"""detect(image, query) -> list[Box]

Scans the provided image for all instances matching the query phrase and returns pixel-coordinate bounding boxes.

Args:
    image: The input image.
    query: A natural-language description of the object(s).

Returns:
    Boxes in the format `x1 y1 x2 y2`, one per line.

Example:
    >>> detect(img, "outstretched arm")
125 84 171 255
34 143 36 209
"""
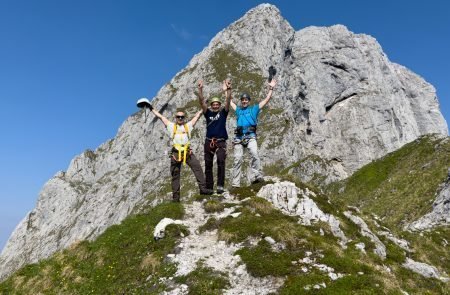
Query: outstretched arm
197 80 208 113
223 79 232 112
230 99 237 111
259 79 277 109
151 108 170 127
226 79 237 111
190 110 203 127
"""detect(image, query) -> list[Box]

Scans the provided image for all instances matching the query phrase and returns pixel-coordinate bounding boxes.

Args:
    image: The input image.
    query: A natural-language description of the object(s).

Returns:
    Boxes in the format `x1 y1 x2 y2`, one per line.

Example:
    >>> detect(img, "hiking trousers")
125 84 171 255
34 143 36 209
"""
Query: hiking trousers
170 151 206 201
232 138 262 187
204 139 227 190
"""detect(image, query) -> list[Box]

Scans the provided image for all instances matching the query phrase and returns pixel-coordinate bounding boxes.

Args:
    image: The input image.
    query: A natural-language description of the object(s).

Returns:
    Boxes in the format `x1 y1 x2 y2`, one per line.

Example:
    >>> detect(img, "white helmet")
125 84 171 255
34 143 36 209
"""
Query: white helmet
136 98 151 108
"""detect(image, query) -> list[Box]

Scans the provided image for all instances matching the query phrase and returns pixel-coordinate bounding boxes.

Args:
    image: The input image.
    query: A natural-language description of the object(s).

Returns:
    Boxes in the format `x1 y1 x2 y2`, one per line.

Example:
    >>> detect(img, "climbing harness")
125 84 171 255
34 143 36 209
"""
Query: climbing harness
172 144 191 165
209 137 219 150
206 137 226 153
233 136 252 147
172 124 191 165
234 125 257 137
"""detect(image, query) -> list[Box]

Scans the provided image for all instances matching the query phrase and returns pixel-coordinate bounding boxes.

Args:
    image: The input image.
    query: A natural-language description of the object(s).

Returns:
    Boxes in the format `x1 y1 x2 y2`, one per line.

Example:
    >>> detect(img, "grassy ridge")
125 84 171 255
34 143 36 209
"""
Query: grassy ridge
1 136 449 294
210 184 448 294
328 135 450 229
0 202 185 294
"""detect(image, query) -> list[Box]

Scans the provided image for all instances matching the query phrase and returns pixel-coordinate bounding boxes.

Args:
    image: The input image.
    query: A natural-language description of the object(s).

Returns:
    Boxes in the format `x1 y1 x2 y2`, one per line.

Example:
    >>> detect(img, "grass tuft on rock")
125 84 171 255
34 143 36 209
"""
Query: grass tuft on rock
175 262 230 295
236 240 298 277
207 46 264 97
199 217 222 233
203 200 225 213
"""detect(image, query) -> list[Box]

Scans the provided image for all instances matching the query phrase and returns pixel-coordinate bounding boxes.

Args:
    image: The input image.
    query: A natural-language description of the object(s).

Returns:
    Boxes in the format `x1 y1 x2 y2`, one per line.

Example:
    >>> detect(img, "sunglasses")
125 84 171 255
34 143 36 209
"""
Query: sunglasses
176 116 185 119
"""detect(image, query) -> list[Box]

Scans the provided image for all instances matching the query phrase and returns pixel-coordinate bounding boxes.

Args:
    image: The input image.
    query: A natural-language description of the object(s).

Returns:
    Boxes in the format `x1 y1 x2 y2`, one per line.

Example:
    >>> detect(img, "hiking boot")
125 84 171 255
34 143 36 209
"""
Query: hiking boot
200 189 214 195
216 186 225 194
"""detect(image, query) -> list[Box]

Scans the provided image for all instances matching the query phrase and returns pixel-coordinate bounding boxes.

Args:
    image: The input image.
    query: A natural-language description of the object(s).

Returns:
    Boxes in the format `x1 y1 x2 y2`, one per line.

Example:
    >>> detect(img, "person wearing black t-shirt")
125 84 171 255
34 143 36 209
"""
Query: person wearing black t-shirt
197 79 231 194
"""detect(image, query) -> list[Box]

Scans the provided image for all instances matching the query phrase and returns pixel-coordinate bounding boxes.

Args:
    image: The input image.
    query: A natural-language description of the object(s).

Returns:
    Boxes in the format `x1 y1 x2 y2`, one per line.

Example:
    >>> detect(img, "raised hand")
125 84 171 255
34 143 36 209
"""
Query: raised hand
222 80 227 91
224 79 233 111
225 78 232 90
197 80 207 113
268 79 277 89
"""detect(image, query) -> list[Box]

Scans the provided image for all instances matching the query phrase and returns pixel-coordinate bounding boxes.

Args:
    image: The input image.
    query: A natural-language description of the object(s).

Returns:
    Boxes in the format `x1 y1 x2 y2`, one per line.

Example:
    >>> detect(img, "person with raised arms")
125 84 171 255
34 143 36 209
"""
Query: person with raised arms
197 79 231 194
145 102 213 201
229 78 277 187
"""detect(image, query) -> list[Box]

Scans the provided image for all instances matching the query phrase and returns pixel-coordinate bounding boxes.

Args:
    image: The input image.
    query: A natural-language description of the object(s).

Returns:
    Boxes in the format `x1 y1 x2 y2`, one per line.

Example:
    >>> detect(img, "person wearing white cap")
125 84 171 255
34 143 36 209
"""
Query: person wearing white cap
137 98 212 201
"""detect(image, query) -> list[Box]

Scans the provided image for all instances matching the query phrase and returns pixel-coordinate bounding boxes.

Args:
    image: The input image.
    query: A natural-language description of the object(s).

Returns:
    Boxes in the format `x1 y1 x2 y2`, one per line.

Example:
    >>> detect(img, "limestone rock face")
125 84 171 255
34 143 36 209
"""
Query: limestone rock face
1 4 448 281
257 181 348 246
402 258 449 282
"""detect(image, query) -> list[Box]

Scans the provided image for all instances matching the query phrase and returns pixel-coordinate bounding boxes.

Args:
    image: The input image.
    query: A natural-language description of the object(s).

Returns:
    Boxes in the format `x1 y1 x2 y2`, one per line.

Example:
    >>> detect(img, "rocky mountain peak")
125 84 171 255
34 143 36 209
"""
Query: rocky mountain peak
237 3 282 21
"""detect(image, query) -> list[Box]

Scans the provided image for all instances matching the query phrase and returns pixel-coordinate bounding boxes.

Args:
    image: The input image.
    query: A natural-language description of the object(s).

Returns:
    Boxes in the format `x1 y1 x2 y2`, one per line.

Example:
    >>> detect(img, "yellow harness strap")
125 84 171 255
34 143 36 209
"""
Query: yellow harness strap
172 124 190 140
172 124 191 165
173 144 190 165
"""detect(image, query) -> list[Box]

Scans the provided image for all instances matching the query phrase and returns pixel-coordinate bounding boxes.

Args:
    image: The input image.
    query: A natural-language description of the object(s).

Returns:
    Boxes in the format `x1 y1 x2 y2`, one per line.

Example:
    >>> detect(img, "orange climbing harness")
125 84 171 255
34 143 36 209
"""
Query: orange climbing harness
206 137 226 154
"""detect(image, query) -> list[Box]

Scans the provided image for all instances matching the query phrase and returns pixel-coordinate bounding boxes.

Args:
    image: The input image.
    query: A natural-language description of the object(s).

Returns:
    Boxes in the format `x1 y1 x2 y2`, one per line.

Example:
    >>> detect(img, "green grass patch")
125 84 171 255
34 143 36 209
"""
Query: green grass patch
328 135 450 229
0 202 185 294
403 227 450 274
319 248 374 275
395 266 448 294
203 200 225 213
384 240 407 265
236 240 298 277
323 275 385 295
207 46 264 97
218 205 301 244
280 273 387 295
229 181 272 200
175 262 230 295
199 217 223 233
279 273 329 295
325 135 450 284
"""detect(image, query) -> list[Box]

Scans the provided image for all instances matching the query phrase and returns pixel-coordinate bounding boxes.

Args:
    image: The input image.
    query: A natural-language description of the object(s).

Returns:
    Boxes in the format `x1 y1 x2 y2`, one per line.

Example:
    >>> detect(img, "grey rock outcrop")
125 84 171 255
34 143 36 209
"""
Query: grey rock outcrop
257 181 348 246
343 211 386 259
407 167 450 230
1 4 448 281
402 258 449 282
286 155 348 187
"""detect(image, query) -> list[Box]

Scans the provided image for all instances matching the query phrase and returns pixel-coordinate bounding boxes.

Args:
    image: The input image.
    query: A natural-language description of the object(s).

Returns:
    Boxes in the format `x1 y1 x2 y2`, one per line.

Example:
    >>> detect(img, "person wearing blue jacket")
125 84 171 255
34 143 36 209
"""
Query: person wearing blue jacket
229 79 277 187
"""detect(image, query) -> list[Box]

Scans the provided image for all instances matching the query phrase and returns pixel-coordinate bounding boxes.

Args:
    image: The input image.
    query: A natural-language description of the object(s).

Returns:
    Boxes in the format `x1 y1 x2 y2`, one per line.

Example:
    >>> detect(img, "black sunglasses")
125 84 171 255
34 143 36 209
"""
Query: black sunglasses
176 116 185 119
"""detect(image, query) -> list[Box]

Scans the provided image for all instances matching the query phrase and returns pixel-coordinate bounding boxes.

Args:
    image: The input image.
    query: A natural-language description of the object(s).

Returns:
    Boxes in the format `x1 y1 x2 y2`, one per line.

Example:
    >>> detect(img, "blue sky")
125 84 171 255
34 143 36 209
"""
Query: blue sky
0 0 449 251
